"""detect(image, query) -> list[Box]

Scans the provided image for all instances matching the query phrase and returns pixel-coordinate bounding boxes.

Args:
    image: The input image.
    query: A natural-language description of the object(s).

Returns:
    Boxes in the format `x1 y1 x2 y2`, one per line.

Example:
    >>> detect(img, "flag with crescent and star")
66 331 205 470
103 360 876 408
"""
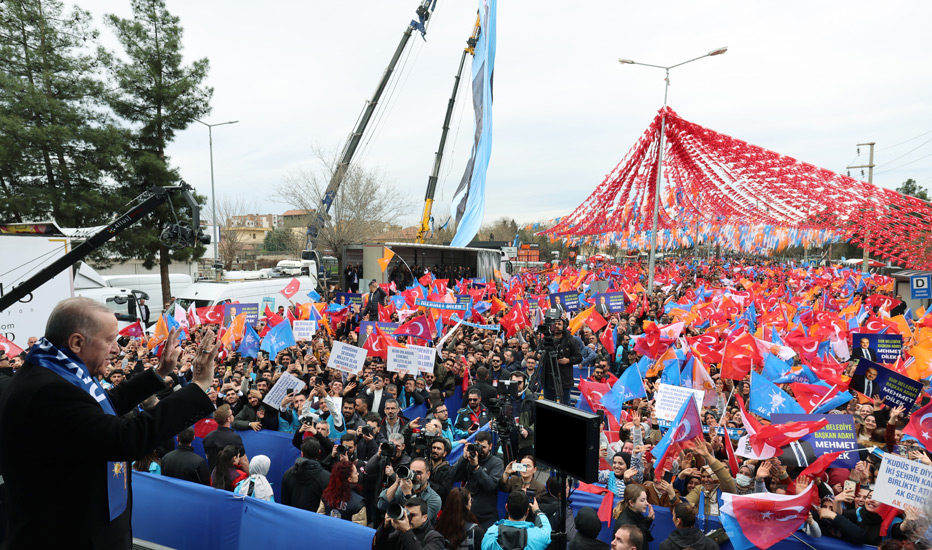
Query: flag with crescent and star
720 482 816 550
903 401 932 450
652 395 702 479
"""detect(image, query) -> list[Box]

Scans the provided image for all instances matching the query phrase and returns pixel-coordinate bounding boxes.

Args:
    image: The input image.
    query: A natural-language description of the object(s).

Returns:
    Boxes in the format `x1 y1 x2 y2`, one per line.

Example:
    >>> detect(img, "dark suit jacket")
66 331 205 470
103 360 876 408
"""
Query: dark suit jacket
0 364 214 550
138 304 150 325
850 346 876 362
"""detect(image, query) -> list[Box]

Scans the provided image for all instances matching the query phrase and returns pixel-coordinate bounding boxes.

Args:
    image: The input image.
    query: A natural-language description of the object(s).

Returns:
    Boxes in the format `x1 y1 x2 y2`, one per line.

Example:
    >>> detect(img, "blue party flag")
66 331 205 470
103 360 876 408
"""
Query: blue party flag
749 371 805 420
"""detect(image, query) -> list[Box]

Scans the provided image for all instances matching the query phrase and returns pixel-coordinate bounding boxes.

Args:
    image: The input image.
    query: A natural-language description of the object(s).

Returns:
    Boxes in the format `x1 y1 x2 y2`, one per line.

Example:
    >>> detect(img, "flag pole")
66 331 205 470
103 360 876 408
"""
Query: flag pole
791 534 818 550
719 385 736 424
810 384 837 412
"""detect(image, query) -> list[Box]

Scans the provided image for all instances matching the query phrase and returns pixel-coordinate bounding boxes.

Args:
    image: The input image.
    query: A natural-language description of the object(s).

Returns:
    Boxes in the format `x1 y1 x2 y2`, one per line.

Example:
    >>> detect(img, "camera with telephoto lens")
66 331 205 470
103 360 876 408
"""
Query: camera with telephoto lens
465 443 478 457
360 425 374 437
379 442 396 458
411 433 430 458
395 465 414 481
336 444 347 455
387 502 407 521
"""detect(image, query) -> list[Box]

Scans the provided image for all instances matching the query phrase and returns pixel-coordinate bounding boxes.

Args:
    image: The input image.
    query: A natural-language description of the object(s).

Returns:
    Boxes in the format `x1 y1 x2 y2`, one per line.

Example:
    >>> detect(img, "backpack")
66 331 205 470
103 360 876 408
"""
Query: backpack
496 524 528 550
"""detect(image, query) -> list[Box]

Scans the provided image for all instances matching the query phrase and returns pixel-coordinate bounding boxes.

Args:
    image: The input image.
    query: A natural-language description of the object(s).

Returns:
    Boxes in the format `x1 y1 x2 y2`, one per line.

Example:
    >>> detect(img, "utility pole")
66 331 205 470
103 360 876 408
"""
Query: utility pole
847 142 875 273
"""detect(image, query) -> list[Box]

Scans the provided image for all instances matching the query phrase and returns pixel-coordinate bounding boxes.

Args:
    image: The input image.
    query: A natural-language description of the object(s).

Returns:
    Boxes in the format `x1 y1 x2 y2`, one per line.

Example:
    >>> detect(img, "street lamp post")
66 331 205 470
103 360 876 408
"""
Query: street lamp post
618 47 727 291
194 119 239 279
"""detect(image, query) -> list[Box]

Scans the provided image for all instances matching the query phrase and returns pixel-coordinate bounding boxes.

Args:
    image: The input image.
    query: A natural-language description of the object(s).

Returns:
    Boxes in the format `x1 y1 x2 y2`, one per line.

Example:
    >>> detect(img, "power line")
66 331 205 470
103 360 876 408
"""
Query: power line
878 129 932 152
876 150 932 175
876 136 932 168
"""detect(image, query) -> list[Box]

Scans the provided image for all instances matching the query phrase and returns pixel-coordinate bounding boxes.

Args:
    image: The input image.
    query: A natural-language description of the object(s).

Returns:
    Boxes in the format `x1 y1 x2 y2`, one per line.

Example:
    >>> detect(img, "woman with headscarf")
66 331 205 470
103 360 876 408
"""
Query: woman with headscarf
234 454 275 502
318 460 367 526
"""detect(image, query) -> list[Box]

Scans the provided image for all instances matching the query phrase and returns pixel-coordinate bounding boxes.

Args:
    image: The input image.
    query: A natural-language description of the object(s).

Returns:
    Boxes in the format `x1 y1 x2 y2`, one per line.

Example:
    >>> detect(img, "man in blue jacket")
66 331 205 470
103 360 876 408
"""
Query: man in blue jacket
482 491 552 550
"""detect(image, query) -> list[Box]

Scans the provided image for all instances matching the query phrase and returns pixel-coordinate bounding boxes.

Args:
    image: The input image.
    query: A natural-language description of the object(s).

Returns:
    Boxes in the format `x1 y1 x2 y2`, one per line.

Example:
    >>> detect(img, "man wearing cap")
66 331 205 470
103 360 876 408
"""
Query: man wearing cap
363 279 387 320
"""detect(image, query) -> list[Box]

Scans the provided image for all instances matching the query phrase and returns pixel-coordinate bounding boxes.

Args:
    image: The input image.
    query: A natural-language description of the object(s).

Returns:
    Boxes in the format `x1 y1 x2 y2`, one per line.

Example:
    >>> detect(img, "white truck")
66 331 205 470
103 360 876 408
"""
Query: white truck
0 234 141 350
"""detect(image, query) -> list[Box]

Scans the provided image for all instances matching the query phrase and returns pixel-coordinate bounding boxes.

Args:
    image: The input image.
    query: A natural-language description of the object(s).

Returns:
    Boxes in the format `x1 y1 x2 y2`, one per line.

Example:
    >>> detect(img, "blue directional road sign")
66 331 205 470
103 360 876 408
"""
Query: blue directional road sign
910 274 932 300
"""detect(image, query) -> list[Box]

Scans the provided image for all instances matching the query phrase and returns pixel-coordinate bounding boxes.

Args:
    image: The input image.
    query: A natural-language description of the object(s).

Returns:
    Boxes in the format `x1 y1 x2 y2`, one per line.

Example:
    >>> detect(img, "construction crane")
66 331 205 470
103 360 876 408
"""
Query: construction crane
415 16 481 244
302 0 437 275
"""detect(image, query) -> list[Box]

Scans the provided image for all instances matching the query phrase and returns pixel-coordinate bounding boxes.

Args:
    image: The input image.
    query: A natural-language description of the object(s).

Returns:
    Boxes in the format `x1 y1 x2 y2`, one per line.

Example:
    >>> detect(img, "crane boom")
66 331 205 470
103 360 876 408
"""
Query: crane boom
415 16 481 244
304 0 436 255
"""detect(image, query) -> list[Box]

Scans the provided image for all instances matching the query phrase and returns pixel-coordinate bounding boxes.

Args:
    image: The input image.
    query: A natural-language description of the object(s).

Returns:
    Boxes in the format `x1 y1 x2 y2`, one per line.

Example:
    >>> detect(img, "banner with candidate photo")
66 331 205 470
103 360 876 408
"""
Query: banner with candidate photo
359 321 400 345
549 291 580 312
772 413 859 468
852 359 923 409
592 292 627 313
333 292 362 307
223 303 259 326
454 294 473 310
849 332 903 364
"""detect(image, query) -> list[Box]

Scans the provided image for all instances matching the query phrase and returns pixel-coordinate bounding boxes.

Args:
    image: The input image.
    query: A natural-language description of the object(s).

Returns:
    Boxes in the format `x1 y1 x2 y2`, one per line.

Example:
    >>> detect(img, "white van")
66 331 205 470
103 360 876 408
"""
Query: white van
175 277 318 310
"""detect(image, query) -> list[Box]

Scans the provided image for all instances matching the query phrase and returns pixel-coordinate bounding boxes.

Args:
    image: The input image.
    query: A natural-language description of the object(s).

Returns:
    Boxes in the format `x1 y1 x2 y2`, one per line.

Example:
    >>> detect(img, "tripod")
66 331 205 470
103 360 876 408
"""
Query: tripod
540 347 565 404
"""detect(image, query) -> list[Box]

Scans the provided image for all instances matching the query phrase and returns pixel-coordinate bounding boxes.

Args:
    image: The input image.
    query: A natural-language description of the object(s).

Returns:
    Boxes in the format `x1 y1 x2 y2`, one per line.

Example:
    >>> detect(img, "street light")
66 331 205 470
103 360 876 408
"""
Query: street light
194 118 239 279
618 47 727 291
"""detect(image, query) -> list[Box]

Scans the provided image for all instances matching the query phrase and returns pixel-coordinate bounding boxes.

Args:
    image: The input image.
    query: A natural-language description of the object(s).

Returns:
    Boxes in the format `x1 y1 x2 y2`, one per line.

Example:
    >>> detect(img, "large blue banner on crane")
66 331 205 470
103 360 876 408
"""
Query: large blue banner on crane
450 0 497 247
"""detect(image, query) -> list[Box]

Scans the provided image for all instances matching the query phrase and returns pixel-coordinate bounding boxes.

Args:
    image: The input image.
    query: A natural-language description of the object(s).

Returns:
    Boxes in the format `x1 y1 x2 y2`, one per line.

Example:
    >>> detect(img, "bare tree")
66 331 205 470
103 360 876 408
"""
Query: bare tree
204 195 251 270
275 146 414 270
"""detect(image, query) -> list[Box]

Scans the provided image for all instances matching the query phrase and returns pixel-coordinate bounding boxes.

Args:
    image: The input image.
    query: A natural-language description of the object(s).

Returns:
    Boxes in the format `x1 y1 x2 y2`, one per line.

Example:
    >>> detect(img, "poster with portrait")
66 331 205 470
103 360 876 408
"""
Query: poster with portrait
359 321 400 346
549 291 580 312
849 332 903 364
772 413 859 468
592 292 627 313
851 359 923 409
223 303 259 327
333 292 363 307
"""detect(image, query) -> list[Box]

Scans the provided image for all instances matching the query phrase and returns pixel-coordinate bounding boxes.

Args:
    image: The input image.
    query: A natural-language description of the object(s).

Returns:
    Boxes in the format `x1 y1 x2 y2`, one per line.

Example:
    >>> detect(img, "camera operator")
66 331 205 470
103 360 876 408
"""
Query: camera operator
378 457 442 521
539 317 581 405
427 437 453 503
502 372 536 457
373 496 445 550
452 431 505 528
481 491 552 550
453 389 490 440
356 414 384 463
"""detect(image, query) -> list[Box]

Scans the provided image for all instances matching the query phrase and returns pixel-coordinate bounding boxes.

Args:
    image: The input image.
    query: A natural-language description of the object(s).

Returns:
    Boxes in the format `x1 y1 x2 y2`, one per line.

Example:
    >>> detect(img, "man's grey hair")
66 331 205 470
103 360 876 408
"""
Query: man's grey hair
45 297 114 347
388 433 405 445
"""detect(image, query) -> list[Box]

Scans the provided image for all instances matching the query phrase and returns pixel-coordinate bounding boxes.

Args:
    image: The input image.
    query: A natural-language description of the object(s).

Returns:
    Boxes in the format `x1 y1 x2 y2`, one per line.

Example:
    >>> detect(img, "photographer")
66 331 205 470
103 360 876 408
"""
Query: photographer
322 433 358 472
357 414 384 463
452 431 505 528
364 433 411 523
539 317 581 405
373 496 445 550
481 491 552 550
427 437 454 503
502 372 536 457
378 457 442 521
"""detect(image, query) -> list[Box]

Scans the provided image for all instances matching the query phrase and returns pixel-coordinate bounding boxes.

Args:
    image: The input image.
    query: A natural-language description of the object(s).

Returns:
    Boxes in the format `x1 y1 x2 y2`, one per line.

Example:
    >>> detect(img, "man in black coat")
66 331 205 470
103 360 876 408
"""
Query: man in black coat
450 431 505 528
540 318 582 405
363 279 387 320
658 502 719 550
202 404 244 472
281 438 330 513
161 427 210 485
0 297 219 550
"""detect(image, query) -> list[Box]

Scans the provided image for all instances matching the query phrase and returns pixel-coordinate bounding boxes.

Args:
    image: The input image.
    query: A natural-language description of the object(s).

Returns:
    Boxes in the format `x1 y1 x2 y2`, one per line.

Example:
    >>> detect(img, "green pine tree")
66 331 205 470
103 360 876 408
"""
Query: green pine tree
0 0 124 227
102 0 212 306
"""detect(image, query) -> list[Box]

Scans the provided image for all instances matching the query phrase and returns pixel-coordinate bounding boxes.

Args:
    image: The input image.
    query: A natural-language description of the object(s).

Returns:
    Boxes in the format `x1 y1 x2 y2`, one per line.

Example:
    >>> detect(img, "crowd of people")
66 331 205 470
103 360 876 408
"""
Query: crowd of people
3 255 932 550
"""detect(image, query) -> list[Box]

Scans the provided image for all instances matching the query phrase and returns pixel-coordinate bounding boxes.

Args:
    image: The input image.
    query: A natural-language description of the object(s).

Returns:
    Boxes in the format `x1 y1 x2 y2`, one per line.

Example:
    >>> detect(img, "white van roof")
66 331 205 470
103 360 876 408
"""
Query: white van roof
178 277 317 306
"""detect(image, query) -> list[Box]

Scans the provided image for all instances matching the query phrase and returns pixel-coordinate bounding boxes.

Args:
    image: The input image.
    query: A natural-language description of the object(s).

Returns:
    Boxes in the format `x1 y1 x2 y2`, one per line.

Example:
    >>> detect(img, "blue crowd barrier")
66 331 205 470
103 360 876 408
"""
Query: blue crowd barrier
132 473 373 550
132 472 873 550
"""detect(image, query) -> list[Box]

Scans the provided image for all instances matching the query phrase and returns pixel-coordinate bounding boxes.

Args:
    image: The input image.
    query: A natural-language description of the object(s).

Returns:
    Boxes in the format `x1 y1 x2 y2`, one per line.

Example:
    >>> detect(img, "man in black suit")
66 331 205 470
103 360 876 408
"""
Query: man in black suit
0 296 219 550
363 279 386 320
203 404 244 471
851 366 881 398
850 337 877 363
138 298 151 326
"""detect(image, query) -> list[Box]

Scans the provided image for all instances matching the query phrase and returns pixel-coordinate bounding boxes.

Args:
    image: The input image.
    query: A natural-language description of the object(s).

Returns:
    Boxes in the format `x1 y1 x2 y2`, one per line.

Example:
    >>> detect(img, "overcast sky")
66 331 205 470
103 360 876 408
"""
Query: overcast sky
74 0 932 228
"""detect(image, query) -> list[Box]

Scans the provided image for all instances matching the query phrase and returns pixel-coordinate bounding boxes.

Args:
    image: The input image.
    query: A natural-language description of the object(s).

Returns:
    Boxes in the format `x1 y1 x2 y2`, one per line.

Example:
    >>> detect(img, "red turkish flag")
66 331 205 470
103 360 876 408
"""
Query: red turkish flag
395 315 433 341
721 332 755 380
196 305 224 325
280 277 301 299
725 483 816 549
584 310 607 333
263 305 284 327
118 322 144 339
0 335 24 358
790 382 838 413
799 451 846 478
599 326 615 356
749 419 829 455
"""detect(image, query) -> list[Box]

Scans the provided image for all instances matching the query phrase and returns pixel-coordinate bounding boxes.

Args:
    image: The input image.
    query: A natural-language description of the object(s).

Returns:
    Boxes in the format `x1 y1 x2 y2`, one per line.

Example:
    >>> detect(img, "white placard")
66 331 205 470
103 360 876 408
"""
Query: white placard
293 320 317 341
328 340 366 374
387 346 418 375
654 383 704 422
873 452 932 509
407 344 437 374
263 373 306 411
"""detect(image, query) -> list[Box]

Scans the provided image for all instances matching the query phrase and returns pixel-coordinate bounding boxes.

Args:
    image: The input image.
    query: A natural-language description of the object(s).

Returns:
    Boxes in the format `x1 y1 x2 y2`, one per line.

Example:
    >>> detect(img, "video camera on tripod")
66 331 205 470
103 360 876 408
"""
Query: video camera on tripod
536 308 566 404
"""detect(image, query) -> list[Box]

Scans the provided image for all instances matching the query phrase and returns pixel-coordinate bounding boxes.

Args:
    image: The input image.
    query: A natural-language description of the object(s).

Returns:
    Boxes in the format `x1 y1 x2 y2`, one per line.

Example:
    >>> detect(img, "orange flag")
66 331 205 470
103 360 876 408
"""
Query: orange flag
377 247 395 272
147 315 169 350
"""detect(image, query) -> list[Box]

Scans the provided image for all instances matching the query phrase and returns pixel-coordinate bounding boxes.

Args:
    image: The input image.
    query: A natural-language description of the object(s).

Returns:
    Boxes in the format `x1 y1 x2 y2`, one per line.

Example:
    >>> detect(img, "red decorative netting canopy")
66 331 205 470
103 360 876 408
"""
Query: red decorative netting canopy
542 108 932 268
